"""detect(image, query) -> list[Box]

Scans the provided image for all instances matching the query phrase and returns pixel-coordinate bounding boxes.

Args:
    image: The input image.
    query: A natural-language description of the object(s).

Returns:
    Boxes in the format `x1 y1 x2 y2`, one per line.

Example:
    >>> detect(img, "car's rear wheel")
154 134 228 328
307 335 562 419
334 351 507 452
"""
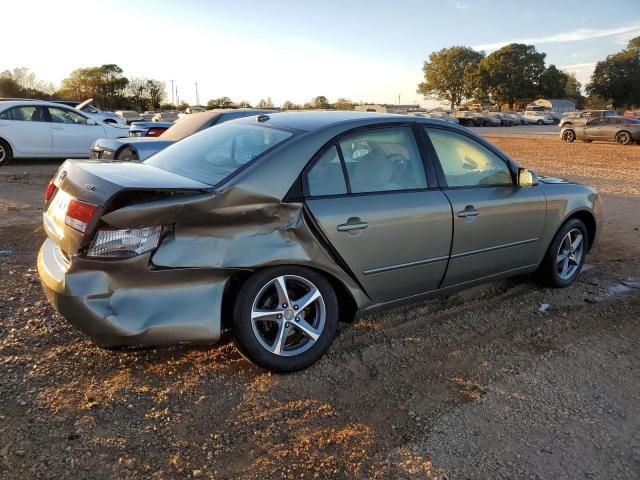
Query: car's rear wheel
537 119 544 125
615 131 632 145
233 266 338 372
537 218 588 288
562 130 576 143
0 139 12 166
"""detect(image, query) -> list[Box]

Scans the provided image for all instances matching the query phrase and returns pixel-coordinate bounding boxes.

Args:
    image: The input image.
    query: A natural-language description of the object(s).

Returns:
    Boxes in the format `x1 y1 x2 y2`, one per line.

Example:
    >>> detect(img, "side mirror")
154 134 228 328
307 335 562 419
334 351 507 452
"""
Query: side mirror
518 168 539 187
87 118 97 126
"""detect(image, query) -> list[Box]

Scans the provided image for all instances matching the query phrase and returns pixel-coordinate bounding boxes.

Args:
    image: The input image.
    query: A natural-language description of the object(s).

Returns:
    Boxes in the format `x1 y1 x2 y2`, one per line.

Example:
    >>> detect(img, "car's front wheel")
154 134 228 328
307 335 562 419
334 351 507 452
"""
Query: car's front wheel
0 139 12 166
615 131 632 145
537 218 588 288
233 266 338 372
562 129 576 142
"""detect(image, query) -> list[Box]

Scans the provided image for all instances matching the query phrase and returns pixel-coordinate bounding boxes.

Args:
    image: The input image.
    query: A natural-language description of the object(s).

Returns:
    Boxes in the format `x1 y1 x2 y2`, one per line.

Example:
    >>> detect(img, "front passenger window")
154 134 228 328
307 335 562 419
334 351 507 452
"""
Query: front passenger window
47 107 88 125
426 128 513 187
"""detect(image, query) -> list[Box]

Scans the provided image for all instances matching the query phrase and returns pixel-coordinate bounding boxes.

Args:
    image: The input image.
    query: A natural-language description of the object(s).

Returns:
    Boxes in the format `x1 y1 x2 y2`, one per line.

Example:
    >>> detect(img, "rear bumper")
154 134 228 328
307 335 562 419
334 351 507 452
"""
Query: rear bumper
37 238 231 347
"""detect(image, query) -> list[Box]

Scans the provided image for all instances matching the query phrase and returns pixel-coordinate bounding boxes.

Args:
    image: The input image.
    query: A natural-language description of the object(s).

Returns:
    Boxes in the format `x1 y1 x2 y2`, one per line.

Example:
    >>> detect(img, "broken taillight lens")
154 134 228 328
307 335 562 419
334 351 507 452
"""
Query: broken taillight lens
86 227 162 258
65 200 97 233
44 179 56 202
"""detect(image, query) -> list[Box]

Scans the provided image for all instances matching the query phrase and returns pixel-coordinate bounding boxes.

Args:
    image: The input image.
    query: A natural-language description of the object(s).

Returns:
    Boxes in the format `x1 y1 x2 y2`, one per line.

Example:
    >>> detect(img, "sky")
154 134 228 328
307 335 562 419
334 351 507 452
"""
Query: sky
2 0 640 107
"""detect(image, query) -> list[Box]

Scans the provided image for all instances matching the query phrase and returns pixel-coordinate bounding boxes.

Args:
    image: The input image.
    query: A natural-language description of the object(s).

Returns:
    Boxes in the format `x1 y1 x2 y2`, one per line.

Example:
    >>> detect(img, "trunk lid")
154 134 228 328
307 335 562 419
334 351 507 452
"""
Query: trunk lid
43 160 210 255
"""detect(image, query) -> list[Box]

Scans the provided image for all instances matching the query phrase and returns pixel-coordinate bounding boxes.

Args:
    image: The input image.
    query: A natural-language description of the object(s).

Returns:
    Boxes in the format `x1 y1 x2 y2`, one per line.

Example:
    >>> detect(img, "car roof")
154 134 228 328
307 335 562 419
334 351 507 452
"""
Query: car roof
0 100 79 110
238 111 410 131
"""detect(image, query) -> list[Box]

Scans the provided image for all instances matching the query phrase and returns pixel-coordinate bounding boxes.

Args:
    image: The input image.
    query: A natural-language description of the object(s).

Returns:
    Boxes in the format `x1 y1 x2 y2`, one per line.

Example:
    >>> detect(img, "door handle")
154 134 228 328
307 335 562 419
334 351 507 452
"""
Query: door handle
337 218 368 232
52 126 64 130
457 205 479 218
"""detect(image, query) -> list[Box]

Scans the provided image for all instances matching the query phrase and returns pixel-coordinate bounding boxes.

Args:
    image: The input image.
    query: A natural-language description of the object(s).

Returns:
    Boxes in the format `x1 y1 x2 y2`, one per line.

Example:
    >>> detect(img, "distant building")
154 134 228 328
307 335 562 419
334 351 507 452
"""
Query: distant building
527 99 576 113
354 104 420 114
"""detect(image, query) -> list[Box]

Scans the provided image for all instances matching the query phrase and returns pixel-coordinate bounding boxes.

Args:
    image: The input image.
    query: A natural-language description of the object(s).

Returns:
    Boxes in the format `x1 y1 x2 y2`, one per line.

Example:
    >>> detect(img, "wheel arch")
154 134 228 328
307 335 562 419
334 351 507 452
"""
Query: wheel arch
565 209 597 252
220 263 358 330
0 136 15 154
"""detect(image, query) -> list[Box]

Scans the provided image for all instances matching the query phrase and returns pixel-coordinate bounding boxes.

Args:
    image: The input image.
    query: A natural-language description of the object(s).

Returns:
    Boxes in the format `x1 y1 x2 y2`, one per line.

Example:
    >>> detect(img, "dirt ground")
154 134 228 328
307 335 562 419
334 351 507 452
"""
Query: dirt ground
1 136 639 479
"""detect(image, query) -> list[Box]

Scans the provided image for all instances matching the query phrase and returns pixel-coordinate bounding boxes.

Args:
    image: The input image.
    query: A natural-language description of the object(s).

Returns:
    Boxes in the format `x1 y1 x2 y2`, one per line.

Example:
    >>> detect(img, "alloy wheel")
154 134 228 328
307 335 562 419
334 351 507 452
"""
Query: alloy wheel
616 132 631 145
250 275 326 356
562 130 575 142
0 144 5 163
556 228 584 280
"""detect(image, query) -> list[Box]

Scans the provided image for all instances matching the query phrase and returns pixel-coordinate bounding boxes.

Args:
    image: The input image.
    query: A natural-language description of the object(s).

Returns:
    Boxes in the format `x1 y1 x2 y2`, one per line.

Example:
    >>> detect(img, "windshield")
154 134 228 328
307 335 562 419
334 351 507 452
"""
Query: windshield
145 121 293 186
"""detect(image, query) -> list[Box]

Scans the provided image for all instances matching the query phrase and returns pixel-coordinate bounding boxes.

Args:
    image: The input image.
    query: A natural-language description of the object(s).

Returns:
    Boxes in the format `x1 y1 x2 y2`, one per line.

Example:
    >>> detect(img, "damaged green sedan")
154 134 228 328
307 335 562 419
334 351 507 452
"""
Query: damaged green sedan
38 112 602 371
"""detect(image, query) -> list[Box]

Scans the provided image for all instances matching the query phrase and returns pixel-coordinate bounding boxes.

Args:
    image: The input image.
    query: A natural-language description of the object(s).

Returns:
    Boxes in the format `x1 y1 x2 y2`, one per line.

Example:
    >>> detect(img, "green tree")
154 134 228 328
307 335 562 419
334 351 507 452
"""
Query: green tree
539 65 568 98
207 96 234 109
281 100 301 110
333 98 355 110
310 96 330 109
257 97 274 108
417 46 484 109
563 72 585 109
58 64 128 109
237 100 252 108
146 80 166 109
477 43 546 108
587 37 640 108
127 77 150 111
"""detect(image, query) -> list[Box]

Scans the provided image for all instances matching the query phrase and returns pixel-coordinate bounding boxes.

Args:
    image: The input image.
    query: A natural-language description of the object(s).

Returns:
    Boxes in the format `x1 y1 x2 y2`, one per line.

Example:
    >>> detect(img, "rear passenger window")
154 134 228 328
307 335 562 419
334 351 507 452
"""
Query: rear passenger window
0 110 10 120
338 127 427 193
306 145 348 196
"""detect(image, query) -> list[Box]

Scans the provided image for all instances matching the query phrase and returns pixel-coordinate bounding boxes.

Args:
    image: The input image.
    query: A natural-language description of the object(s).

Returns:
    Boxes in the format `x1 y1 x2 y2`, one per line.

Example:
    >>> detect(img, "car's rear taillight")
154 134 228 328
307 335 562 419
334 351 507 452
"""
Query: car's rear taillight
44 179 56 202
86 226 163 258
65 200 97 233
146 127 165 137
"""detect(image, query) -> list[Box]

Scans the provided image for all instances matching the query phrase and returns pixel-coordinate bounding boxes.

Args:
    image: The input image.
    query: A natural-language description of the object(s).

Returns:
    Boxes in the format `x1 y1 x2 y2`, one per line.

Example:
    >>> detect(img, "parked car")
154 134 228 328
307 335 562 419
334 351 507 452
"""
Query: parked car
153 111 180 122
128 121 174 137
90 109 276 161
38 111 602 371
0 100 129 166
406 111 459 124
623 110 640 120
52 99 126 125
451 110 483 126
476 112 501 127
559 110 618 128
141 111 159 121
427 111 459 124
486 112 514 126
115 110 144 125
523 111 555 125
561 116 640 145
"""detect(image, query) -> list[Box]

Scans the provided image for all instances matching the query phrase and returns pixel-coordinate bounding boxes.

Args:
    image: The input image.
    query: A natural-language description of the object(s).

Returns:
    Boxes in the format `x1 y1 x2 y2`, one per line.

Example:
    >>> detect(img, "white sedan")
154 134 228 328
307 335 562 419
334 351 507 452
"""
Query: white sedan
0 101 129 166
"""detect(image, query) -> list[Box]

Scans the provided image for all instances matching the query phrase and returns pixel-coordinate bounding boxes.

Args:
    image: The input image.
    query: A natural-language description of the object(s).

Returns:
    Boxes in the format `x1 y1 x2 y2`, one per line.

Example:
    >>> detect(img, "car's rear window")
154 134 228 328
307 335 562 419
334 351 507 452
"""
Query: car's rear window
144 121 293 186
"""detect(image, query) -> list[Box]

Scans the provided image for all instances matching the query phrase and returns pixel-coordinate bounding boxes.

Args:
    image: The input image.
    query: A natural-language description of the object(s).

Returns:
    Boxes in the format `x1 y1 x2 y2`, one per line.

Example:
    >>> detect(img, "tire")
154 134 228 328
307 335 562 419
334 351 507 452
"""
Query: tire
0 139 12 166
233 266 339 372
537 119 544 125
0 139 13 167
536 218 588 288
615 131 632 145
561 129 576 143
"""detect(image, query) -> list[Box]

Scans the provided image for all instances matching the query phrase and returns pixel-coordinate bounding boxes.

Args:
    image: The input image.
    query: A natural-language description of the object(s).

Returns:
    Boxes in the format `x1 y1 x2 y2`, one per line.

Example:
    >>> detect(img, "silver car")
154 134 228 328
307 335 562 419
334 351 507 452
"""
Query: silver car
38 112 602 371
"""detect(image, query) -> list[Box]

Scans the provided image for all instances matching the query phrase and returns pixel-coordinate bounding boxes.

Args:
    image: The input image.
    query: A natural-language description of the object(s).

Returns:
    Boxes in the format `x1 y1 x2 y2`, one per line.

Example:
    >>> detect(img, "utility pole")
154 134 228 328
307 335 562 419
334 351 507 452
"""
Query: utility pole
398 93 401 106
170 80 174 105
195 82 199 106
176 86 179 106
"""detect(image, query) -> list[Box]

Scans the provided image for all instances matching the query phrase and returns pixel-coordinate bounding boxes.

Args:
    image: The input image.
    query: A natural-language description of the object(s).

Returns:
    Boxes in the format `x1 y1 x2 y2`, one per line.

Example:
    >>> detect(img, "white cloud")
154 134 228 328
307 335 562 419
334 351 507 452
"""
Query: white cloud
559 63 598 89
473 24 640 51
